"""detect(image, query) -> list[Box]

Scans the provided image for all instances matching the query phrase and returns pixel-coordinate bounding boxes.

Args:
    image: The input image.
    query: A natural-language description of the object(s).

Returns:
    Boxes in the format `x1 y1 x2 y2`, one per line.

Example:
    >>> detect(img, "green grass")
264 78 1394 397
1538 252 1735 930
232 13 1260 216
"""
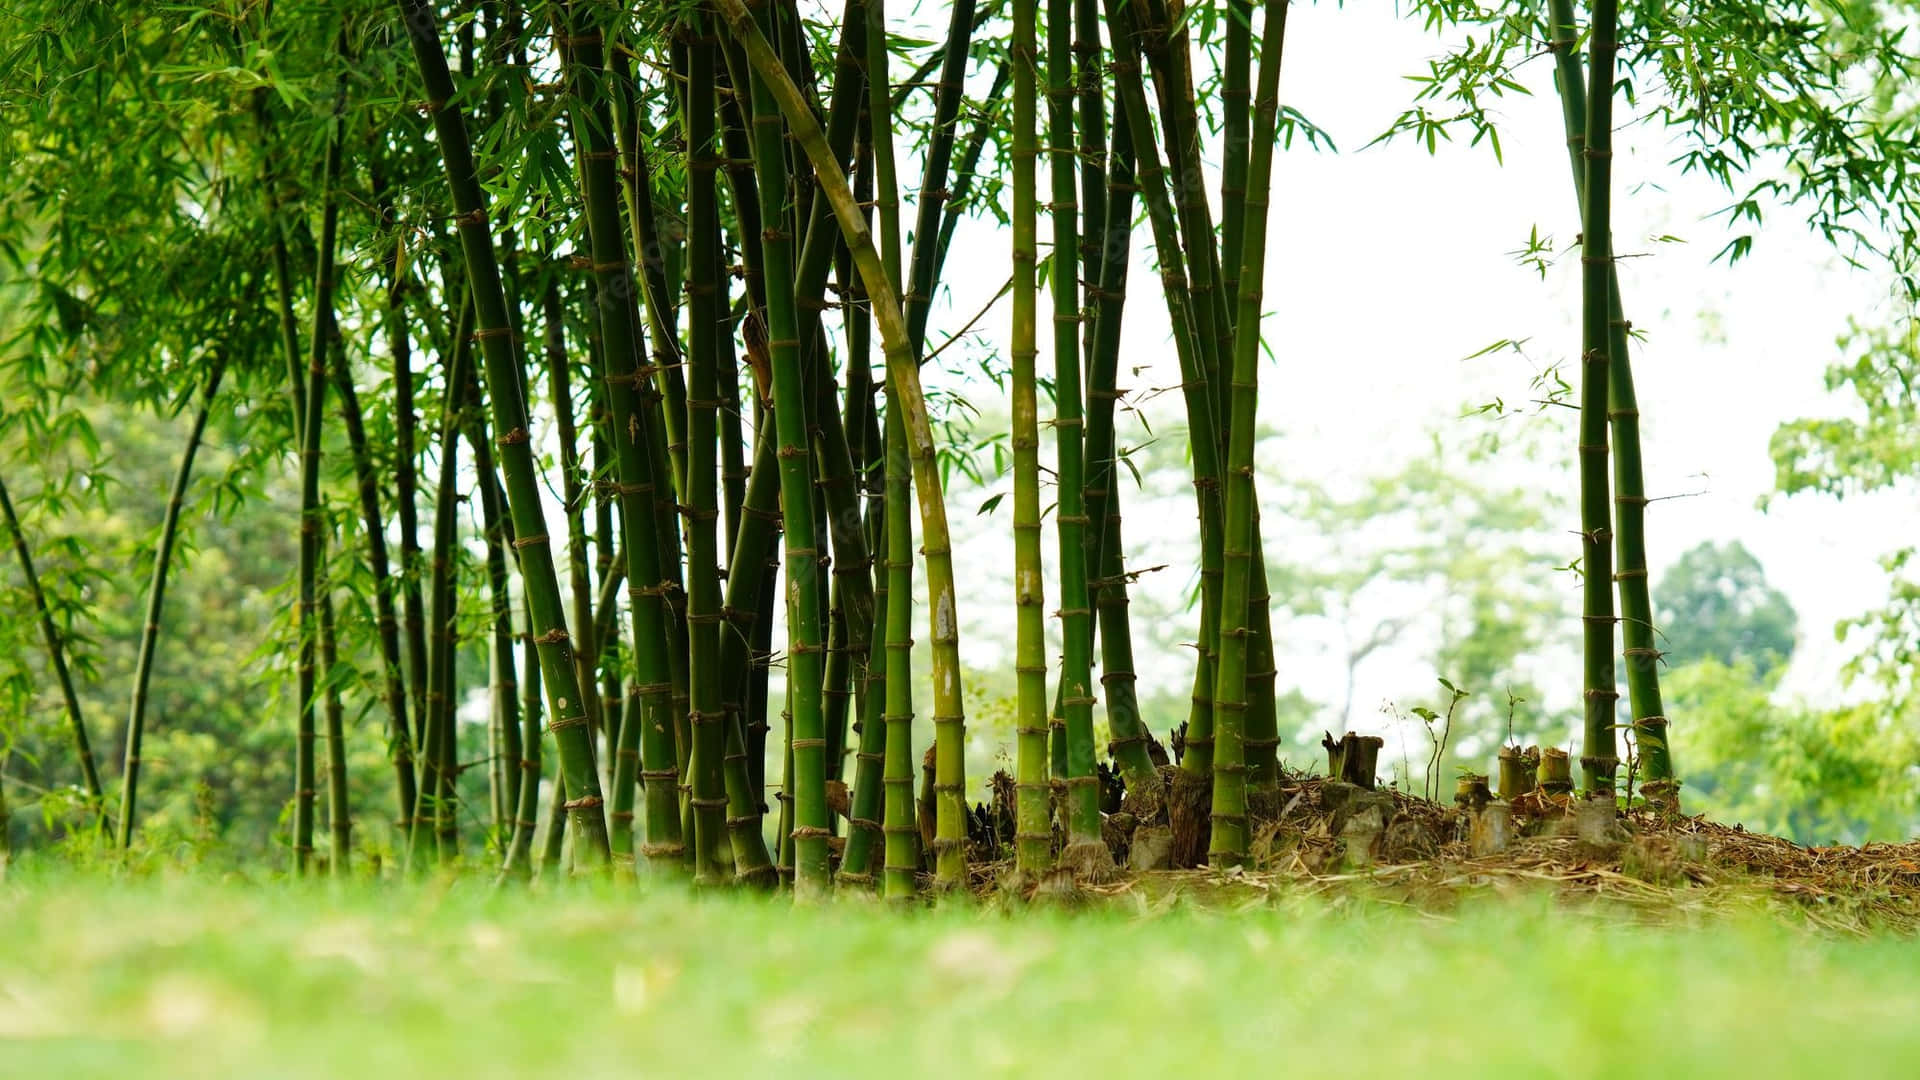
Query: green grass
2 870 1917 1077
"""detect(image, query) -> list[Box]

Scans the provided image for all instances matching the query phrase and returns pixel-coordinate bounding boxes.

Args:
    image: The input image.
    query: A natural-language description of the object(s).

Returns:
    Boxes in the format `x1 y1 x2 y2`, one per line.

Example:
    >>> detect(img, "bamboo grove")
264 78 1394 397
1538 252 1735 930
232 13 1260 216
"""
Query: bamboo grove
4 0 1918 892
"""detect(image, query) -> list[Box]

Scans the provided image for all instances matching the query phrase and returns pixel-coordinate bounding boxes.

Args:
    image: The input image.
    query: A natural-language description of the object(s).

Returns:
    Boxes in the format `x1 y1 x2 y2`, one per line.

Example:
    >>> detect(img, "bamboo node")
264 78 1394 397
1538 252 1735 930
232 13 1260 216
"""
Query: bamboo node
790 826 834 840
562 795 605 810
511 532 550 550
497 427 531 446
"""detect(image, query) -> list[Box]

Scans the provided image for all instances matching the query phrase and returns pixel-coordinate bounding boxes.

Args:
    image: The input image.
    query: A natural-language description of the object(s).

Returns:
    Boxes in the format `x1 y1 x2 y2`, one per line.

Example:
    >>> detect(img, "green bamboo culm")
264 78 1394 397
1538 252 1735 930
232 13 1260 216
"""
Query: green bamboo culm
318 587 351 875
117 355 226 848
1574 0 1622 798
1546 0 1673 798
1050 0 1107 877
1219 0 1254 309
880 402 919 901
292 60 347 875
468 422 520 851
1208 0 1290 867
0 473 105 814
840 0 949 887
678 22 745 884
333 343 418 850
1081 102 1166 813
868 0 979 895
714 0 971 891
1104 0 1223 813
737 0 834 899
1009 0 1054 882
398 0 613 868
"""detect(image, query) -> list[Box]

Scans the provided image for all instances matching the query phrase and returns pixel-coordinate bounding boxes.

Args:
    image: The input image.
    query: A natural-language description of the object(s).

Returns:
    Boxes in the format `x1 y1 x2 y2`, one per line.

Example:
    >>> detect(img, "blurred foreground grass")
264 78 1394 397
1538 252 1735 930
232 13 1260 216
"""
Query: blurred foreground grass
2 869 1917 1078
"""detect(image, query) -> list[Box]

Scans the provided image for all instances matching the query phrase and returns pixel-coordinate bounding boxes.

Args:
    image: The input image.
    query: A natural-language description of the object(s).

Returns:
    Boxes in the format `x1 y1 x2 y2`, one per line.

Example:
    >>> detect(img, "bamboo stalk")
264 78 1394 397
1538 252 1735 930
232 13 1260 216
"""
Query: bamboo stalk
319 585 351 875
738 0 833 898
933 63 1014 291
398 0 613 866
469 419 521 853
1574 0 1621 798
546 279 603 763
1208 0 1289 867
1104 0 1223 787
1010 0 1054 881
1051 0 1106 873
837 187 887 884
681 22 744 884
332 343 418 849
383 221 430 807
1546 0 1672 793
880 401 918 901
554 2 691 873
116 355 226 848
1082 102 1165 810
715 0 970 891
0 474 104 810
292 63 347 875
500 592 544 879
1219 0 1254 308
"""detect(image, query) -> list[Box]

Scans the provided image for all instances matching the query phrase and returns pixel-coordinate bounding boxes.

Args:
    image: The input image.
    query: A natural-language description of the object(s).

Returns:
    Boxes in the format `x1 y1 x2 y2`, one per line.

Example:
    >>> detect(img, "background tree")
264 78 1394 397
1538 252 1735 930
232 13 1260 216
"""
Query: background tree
1656 541 1799 682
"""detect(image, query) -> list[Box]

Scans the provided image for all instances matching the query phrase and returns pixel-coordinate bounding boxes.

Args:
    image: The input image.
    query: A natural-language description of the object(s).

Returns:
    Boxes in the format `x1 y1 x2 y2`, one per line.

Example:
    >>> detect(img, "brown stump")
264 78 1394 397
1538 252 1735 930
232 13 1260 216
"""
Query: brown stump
1498 745 1539 801
1539 747 1574 796
1321 731 1385 789
1453 771 1493 813
1470 800 1512 856
1163 764 1212 868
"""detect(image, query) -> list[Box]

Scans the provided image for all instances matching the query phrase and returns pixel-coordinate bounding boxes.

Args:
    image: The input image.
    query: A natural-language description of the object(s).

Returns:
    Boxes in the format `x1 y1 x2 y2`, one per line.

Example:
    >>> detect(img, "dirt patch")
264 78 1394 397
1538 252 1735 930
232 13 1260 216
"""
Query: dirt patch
961 768 1920 930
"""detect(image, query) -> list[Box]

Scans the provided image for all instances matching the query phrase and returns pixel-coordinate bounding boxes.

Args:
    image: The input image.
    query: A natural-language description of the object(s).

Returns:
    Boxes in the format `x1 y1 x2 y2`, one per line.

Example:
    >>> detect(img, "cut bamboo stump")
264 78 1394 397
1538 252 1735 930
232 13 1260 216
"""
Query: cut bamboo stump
1322 731 1385 790
1539 747 1574 795
1498 745 1539 800
1577 795 1625 853
1454 772 1492 813
1129 825 1173 871
1339 805 1384 869
1470 800 1512 855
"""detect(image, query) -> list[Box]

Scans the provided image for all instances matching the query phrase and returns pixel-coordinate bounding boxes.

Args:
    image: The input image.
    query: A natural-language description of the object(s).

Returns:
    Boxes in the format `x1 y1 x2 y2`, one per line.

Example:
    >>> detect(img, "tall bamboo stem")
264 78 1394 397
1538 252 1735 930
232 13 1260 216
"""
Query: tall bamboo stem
555 3 693 873
293 65 346 874
398 0 613 866
0 474 103 810
1009 0 1054 880
333 343 418 847
716 0 970 890
1082 102 1165 809
1574 0 1621 798
1051 0 1105 870
1104 0 1223 786
1547 0 1671 792
1208 0 1289 867
319 585 351 875
738 0 833 898
116 355 226 847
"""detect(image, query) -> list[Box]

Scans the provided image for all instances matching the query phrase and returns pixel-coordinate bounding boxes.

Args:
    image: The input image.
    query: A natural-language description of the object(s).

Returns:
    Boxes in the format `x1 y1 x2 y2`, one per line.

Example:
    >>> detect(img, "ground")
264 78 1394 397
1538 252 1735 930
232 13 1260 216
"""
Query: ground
3 864 1920 1078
